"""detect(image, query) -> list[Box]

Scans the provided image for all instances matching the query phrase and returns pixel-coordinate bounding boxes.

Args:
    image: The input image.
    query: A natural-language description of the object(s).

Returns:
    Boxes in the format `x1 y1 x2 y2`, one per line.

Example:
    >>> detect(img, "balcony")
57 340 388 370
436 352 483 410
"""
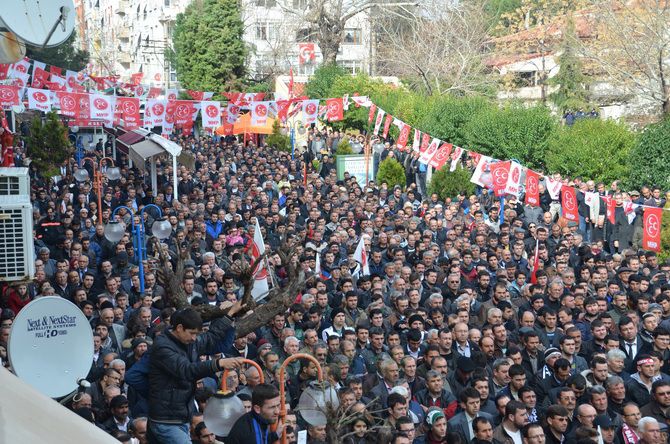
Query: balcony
118 52 132 64
117 28 130 39
115 0 129 15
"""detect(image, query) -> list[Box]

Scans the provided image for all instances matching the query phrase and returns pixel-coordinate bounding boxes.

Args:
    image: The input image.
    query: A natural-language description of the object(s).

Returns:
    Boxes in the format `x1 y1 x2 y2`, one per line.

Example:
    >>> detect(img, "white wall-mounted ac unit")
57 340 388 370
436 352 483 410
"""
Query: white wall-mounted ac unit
0 168 34 282
0 167 30 198
0 202 35 282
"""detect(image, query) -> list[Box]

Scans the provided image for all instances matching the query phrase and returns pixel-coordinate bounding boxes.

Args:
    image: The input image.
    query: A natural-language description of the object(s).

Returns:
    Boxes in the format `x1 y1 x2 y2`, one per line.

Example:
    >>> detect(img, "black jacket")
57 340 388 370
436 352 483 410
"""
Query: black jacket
227 411 280 444
147 316 234 423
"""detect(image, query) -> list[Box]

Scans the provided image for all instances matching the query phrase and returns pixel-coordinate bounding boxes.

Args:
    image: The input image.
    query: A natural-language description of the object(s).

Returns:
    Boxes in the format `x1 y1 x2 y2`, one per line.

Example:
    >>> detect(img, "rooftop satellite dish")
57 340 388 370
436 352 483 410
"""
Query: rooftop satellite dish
0 0 75 49
8 297 93 399
0 31 26 64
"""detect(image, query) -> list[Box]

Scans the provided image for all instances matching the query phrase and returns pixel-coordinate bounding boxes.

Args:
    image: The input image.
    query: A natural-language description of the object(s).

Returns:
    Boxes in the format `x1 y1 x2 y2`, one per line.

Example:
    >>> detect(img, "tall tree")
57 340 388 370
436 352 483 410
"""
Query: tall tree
25 32 89 71
171 0 247 92
549 15 589 111
580 1 670 115
376 1 494 96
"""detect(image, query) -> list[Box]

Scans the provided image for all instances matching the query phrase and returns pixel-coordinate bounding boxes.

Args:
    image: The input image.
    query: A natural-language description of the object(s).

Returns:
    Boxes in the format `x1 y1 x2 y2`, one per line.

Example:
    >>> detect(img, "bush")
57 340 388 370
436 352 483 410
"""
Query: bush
428 166 476 200
25 112 72 172
265 120 291 153
376 157 405 190
421 96 492 147
627 118 670 190
335 139 353 156
545 118 635 185
661 200 670 260
463 104 556 169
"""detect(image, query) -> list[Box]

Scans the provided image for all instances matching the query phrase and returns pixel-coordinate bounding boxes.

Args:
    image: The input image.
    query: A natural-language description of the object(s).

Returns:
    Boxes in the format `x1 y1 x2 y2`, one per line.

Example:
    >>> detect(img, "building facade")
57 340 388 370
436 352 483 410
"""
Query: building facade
75 0 372 87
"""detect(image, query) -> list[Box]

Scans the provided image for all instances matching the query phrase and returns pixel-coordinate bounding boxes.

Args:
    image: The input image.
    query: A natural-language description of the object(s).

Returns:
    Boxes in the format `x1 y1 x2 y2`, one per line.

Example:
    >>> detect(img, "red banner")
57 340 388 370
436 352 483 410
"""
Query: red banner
117 97 141 129
561 186 579 222
605 196 615 224
325 98 343 122
524 169 541 207
420 133 430 154
429 143 453 169
368 103 376 125
187 89 204 100
56 91 79 117
173 100 195 126
0 85 20 107
276 100 290 123
382 114 393 139
130 73 144 85
31 67 50 89
490 161 510 197
643 207 663 252
50 66 62 76
397 123 410 149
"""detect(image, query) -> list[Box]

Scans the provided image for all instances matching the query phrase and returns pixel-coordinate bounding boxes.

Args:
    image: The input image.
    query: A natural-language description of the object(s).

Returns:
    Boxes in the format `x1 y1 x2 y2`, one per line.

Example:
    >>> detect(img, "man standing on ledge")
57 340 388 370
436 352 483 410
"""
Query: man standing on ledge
227 383 283 444
147 306 245 443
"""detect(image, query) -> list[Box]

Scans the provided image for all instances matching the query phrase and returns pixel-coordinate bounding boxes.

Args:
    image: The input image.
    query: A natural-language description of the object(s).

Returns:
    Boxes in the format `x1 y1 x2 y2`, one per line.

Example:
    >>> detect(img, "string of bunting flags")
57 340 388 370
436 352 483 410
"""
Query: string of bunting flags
0 57 664 252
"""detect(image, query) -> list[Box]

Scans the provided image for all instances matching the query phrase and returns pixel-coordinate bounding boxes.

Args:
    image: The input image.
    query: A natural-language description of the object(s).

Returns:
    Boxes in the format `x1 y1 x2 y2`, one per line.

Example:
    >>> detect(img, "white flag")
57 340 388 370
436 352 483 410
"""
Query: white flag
302 99 319 125
353 236 369 277
450 146 464 172
251 220 270 301
373 109 385 135
201 101 221 129
504 161 523 197
27 88 51 111
470 155 493 187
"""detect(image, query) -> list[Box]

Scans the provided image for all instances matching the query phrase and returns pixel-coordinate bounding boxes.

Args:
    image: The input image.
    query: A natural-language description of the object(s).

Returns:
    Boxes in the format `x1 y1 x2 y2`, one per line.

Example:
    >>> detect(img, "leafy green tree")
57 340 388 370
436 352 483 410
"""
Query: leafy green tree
25 112 72 174
327 73 390 131
26 32 88 71
421 96 492 147
545 119 635 184
628 118 670 190
463 104 556 168
428 166 475 200
305 64 348 100
376 157 405 190
549 15 589 112
266 120 291 153
335 139 353 156
171 0 247 92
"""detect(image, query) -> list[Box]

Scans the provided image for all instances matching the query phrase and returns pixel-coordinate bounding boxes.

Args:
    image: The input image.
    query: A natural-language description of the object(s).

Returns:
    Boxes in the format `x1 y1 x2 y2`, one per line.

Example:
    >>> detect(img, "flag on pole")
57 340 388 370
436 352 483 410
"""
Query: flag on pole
353 236 369 277
530 239 540 284
250 220 270 301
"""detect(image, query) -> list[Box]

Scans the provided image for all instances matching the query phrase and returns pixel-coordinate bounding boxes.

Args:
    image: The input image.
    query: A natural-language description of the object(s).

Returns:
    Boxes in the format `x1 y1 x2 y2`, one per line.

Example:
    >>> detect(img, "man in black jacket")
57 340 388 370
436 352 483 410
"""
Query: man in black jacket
227 383 283 444
147 307 245 444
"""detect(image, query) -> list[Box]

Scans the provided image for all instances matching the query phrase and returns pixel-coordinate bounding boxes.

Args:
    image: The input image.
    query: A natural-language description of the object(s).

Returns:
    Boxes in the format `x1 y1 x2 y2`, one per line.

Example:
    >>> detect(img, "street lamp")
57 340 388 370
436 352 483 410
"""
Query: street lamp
278 353 337 444
105 204 172 292
205 359 266 438
74 157 121 223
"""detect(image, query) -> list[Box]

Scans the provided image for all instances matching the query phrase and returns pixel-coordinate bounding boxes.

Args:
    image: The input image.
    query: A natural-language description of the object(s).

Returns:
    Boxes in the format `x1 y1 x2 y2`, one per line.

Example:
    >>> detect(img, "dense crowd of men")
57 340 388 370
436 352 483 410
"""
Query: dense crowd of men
2 127 670 444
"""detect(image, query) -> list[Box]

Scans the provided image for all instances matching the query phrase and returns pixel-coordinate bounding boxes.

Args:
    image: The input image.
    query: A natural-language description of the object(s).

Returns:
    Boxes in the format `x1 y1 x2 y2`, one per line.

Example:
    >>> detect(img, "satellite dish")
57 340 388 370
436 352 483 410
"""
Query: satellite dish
296 122 306 135
8 297 93 398
0 0 75 48
0 31 26 63
11 103 25 114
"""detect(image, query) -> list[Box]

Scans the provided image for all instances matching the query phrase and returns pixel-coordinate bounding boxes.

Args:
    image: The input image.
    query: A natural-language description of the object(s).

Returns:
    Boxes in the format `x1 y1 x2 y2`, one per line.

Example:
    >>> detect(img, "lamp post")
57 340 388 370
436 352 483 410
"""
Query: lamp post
278 353 337 444
204 359 265 438
74 156 121 224
104 204 172 292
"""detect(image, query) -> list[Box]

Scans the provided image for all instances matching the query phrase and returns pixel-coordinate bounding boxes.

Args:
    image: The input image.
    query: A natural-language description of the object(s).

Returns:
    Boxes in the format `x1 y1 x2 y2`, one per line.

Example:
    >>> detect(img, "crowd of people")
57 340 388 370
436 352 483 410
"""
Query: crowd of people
2 124 670 444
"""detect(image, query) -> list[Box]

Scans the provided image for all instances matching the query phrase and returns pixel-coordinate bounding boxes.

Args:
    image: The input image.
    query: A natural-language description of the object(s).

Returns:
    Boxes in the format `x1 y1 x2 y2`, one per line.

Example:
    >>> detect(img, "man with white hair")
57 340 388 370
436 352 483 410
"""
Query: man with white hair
638 416 662 444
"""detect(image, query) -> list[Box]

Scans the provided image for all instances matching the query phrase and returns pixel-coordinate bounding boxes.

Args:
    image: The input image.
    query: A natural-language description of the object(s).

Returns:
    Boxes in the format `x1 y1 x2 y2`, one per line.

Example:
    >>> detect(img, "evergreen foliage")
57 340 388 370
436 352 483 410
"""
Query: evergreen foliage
376 157 406 190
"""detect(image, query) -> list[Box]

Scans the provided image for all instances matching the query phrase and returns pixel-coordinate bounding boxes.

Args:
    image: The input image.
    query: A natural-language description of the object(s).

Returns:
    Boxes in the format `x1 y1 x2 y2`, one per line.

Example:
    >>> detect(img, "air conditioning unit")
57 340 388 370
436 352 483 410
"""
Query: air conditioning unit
0 168 34 282
0 167 30 197
0 202 35 282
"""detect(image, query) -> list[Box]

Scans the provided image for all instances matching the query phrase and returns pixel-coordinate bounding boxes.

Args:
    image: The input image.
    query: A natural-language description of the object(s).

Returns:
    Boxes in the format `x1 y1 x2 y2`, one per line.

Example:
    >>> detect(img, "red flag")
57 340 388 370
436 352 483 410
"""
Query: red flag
420 133 430 154
298 43 316 65
430 143 452 169
561 186 579 222
490 161 510 197
0 85 20 107
147 87 162 99
470 152 482 167
643 207 663 252
288 67 294 98
187 90 204 101
173 100 195 126
605 196 615 224
382 114 393 139
396 123 410 149
117 97 141 129
56 91 80 117
49 66 62 76
0 64 9 80
325 98 344 122
368 104 377 125
524 169 541 207
31 67 50 89
530 240 540 284
276 100 291 123
130 73 144 85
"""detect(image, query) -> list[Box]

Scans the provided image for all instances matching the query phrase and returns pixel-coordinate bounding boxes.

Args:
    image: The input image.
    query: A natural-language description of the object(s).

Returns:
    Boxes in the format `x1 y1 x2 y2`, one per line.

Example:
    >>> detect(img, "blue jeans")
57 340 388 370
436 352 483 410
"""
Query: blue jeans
148 421 191 444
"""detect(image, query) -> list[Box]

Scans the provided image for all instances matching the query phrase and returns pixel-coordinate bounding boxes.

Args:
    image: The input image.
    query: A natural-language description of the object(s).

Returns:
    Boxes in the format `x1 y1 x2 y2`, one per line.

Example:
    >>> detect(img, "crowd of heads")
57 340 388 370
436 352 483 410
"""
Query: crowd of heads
3 127 670 444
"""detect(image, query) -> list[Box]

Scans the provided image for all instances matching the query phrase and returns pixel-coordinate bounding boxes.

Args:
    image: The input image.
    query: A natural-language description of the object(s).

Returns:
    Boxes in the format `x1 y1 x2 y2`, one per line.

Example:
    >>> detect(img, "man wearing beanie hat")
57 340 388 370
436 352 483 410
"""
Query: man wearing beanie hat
420 408 448 444
321 307 347 341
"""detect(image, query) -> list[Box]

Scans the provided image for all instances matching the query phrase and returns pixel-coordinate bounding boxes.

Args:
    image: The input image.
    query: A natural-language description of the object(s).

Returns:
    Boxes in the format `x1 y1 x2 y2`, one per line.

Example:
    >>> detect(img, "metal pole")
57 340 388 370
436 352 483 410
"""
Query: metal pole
137 223 145 293
290 127 295 160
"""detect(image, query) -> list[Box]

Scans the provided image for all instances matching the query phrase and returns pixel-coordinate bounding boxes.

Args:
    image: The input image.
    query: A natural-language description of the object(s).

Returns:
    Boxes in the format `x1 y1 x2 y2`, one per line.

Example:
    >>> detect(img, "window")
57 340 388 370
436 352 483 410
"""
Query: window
293 0 307 8
512 71 535 88
255 0 277 7
164 0 170 5
343 28 362 45
255 22 280 41
338 60 363 74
